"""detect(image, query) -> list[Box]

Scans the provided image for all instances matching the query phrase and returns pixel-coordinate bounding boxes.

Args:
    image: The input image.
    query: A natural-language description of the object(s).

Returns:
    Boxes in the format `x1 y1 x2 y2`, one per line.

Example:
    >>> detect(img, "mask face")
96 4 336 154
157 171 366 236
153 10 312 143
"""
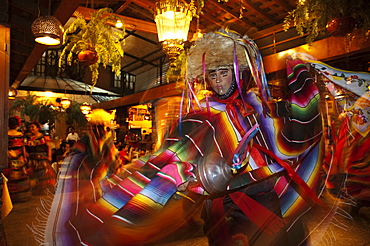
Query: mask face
207 68 233 96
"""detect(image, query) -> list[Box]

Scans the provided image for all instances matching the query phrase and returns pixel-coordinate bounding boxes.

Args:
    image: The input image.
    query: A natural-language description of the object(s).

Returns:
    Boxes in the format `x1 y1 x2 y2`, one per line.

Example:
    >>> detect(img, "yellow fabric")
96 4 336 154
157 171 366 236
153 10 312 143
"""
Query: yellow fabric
1 173 13 218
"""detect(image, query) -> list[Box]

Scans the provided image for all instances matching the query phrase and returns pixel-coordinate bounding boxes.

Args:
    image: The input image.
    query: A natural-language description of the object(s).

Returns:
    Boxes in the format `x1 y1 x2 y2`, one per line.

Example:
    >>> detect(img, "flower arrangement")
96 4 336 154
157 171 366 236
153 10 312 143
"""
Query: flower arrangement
283 0 370 45
58 8 125 88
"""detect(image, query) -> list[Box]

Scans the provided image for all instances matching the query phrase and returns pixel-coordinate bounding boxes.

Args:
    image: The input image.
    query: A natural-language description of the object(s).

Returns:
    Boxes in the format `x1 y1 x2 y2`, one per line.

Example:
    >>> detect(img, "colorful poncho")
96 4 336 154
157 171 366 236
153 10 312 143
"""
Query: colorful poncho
37 59 323 245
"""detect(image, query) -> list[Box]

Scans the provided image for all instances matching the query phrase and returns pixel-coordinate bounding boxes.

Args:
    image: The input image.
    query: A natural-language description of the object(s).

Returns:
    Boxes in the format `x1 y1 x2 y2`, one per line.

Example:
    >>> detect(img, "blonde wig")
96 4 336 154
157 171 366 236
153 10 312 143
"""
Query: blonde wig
187 29 270 100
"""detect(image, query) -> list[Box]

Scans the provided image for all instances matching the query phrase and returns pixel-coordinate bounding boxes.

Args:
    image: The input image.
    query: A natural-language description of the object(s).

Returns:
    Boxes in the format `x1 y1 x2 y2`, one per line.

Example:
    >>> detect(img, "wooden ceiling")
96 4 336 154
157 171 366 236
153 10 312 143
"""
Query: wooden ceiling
4 0 356 91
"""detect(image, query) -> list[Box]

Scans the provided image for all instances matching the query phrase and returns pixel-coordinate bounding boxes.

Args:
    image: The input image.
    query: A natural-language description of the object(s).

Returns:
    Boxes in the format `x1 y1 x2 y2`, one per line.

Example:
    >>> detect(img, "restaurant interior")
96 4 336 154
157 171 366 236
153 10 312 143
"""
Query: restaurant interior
0 0 370 245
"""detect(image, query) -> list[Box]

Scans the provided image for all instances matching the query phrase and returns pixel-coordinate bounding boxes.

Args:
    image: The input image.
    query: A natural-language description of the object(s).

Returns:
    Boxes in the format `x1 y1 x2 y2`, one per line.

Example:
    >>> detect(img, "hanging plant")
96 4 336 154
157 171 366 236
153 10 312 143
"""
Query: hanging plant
64 101 88 127
283 0 370 45
39 104 58 124
59 8 125 88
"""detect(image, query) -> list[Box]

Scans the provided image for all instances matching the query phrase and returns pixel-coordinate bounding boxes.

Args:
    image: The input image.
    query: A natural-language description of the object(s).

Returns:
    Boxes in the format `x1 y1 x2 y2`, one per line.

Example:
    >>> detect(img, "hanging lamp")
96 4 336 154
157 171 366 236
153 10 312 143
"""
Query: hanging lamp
80 102 92 115
31 0 64 45
8 87 17 99
154 0 194 67
60 85 72 109
60 98 71 109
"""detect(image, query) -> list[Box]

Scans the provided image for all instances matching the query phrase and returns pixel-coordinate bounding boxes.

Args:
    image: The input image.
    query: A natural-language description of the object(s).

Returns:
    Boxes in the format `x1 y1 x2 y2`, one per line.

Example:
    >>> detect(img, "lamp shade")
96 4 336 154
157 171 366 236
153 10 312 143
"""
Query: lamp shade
154 0 193 42
31 16 64 45
80 102 92 115
154 0 194 66
8 87 17 99
60 98 71 109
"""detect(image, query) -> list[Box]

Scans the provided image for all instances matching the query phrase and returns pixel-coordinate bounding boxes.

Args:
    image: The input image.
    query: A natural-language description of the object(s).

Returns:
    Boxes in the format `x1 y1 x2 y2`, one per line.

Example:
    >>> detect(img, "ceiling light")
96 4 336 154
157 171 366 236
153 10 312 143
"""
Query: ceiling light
80 102 92 115
115 19 123 28
8 87 17 99
60 97 71 109
45 91 53 97
154 0 194 67
31 16 64 46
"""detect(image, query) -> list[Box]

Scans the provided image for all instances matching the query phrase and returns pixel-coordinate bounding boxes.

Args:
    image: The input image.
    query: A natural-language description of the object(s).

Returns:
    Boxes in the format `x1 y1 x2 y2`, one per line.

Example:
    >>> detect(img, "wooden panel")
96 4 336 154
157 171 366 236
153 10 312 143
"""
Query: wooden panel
263 32 370 73
95 83 181 110
0 25 10 169
75 6 157 34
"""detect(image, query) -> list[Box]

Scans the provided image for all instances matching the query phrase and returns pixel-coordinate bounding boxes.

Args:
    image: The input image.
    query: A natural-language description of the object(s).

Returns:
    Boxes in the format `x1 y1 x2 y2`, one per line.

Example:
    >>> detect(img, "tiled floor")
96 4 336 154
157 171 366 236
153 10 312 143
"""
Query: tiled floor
1 192 370 246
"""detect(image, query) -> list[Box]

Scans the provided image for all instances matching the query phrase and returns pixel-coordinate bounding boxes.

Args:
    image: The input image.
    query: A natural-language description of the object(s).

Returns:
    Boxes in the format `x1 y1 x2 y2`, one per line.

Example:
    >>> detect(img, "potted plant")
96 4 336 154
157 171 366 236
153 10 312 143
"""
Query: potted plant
283 0 370 45
58 8 125 88
11 93 41 121
10 93 59 124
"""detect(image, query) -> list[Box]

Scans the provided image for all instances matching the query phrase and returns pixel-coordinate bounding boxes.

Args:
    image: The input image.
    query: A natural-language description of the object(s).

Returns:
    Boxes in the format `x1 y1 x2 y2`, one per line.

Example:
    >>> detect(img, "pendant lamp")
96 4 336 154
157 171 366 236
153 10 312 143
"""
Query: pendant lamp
31 0 64 46
154 0 194 67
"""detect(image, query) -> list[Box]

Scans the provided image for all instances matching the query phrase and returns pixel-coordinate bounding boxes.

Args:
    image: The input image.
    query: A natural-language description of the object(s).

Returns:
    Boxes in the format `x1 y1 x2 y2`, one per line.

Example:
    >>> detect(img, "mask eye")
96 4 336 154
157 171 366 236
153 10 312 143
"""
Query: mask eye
207 72 217 80
220 70 229 77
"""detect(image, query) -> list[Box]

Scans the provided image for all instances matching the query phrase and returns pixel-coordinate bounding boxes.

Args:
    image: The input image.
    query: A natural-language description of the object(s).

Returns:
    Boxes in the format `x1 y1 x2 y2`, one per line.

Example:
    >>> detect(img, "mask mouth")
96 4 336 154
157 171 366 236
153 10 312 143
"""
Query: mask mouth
212 78 237 100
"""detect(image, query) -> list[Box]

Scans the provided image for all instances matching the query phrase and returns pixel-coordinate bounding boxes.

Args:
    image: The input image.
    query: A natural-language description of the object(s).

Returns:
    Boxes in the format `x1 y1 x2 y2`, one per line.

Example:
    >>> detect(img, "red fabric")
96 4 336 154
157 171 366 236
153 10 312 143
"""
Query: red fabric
119 150 128 165
211 197 232 244
250 145 266 168
215 88 254 137
229 192 286 235
253 143 321 205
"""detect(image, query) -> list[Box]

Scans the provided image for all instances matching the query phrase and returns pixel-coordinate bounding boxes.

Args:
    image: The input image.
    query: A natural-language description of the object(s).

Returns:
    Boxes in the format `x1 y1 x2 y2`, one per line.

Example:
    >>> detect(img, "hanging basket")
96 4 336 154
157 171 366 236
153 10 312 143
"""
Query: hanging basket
78 49 99 65
326 16 356 37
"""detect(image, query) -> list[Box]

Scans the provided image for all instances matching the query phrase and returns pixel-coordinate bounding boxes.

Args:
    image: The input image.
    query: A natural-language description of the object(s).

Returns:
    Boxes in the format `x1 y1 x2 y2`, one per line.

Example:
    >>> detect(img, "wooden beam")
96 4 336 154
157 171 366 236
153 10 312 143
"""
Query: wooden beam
95 83 181 110
208 0 253 28
241 0 277 25
248 23 285 40
127 4 154 20
273 0 294 12
200 13 224 29
75 6 157 34
132 0 156 11
115 0 132 14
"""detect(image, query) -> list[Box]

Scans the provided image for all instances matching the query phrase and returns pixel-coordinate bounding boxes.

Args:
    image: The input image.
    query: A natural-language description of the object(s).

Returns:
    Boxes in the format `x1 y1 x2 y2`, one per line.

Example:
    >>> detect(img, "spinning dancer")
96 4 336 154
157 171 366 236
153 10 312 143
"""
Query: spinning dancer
38 30 324 246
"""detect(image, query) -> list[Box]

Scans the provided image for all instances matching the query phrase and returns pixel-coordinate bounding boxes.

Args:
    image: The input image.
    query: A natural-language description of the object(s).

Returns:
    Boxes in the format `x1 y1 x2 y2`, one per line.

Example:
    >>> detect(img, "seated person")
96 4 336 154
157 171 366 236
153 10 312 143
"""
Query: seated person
118 144 133 165
66 127 79 146
52 141 71 163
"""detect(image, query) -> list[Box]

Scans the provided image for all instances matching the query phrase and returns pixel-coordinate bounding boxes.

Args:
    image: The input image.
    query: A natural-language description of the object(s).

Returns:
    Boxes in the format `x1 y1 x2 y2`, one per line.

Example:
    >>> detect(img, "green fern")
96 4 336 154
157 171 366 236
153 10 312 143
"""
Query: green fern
65 101 87 126
11 93 40 120
283 0 370 45
59 8 125 88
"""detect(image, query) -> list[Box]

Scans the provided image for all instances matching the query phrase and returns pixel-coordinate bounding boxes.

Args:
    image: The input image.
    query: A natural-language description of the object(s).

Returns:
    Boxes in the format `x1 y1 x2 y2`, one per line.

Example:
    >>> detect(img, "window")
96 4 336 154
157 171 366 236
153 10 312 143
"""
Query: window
31 49 72 78
119 71 135 95
114 72 122 88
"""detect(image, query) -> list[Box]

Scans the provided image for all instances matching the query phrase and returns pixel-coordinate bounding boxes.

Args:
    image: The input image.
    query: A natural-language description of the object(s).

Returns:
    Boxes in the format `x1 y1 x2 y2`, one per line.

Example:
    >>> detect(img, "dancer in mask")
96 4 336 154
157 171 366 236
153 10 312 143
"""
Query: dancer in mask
37 29 323 246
